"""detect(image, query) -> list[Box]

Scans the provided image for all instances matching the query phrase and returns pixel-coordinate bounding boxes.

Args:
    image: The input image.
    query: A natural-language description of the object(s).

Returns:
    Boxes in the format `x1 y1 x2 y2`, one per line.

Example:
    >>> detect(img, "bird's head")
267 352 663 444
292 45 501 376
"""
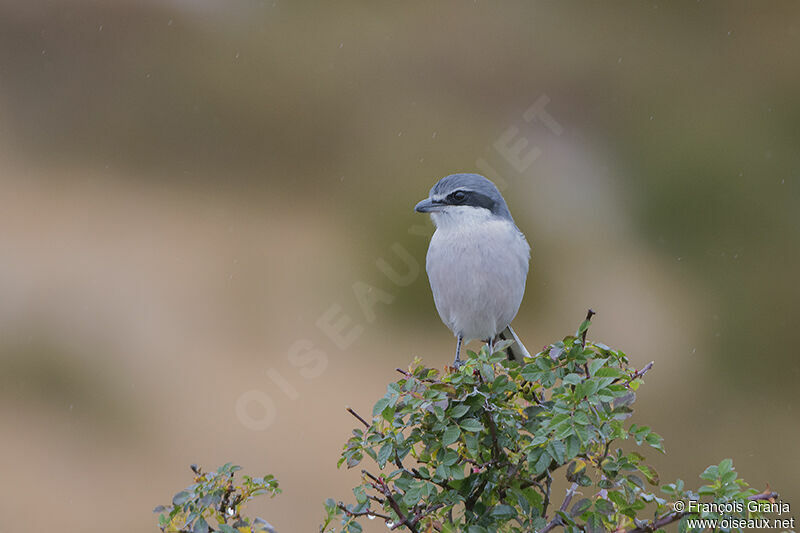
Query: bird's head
414 173 514 228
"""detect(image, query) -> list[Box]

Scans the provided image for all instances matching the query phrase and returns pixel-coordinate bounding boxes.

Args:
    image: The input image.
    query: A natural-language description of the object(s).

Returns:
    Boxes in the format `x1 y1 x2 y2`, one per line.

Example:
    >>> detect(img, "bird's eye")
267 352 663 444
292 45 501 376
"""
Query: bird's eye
450 191 467 203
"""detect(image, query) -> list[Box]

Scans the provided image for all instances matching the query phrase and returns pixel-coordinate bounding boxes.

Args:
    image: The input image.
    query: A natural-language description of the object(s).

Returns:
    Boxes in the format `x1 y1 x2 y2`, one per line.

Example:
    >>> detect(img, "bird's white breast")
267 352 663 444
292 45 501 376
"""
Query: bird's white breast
426 207 530 342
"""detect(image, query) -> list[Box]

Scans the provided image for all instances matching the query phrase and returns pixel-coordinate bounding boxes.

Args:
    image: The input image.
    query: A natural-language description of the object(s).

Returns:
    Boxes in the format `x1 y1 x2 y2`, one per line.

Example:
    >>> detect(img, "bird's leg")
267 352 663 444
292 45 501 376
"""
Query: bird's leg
453 335 463 368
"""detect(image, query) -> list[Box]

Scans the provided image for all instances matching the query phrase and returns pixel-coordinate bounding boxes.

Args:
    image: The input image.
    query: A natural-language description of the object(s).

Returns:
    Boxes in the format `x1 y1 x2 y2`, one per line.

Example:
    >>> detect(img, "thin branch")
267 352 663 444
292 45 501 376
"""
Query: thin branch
610 360 655 387
542 472 553 516
560 482 579 512
337 502 392 521
396 367 443 384
346 406 371 429
625 490 780 533
580 309 596 347
629 361 654 383
362 470 420 533
408 503 444 531
540 482 578 533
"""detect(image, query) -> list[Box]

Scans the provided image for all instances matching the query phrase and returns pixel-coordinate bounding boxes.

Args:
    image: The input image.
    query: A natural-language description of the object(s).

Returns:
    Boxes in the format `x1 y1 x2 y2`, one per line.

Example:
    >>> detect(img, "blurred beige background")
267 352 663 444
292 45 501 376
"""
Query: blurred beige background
1 2 798 532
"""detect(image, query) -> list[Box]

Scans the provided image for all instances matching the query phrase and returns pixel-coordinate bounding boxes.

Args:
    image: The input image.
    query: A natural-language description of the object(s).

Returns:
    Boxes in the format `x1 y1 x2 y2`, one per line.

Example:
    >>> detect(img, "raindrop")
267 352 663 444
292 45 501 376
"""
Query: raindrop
649 115 654 121
235 52 240 60
432 131 438 139
727 30 732 36
339 42 344 49
618 57 623 63
397 132 403 137
168 19 173 26
98 24 103 32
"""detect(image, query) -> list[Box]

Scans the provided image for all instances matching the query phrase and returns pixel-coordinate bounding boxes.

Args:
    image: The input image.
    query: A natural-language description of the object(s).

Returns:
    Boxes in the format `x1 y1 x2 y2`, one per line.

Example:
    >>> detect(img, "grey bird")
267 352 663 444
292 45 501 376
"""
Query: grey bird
415 173 531 366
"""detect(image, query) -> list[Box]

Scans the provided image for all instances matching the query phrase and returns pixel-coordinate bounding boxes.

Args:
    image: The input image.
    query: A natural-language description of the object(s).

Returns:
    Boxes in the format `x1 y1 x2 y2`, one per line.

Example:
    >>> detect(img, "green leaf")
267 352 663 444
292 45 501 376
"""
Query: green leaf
588 358 607 376
490 504 517 519
372 397 390 417
594 498 615 516
547 440 566 465
449 404 470 418
377 441 394 467
570 498 592 517
192 516 209 533
459 418 485 432
533 449 551 474
172 490 192 506
353 484 367 504
572 411 590 425
577 319 592 338
585 511 604 533
565 434 580 459
442 425 461 446
595 367 625 379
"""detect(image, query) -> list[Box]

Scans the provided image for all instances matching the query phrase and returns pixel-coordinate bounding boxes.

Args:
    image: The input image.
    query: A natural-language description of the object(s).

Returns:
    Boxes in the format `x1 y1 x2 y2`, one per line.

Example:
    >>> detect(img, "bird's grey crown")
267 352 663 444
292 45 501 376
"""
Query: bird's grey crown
430 173 514 222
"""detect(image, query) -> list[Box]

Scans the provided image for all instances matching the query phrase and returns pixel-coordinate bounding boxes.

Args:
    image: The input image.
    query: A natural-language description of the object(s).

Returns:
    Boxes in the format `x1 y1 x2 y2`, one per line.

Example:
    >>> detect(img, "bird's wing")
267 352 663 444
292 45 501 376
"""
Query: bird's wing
498 324 530 364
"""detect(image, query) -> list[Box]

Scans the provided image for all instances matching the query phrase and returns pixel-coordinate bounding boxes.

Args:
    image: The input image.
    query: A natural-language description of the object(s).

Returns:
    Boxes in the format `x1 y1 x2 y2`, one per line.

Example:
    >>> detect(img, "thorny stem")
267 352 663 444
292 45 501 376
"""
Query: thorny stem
362 470 420 533
540 482 579 533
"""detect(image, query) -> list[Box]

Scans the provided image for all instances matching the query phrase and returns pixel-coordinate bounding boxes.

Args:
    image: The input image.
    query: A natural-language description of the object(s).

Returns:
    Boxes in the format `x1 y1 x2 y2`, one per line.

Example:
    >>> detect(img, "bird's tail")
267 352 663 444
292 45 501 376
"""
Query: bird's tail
497 324 530 364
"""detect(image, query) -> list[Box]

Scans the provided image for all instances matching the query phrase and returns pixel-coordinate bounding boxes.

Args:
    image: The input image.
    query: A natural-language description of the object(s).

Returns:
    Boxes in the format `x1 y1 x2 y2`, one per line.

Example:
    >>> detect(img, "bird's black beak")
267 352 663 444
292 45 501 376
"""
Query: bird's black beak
414 198 438 213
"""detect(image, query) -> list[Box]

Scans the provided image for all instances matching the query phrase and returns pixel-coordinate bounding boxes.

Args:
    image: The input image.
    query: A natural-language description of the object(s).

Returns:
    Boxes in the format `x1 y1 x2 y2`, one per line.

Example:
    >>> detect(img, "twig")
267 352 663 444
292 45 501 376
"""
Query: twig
540 482 578 533
580 309 596 347
542 472 553 516
625 490 780 533
337 502 392 521
560 482 579 512
610 361 655 387
362 470 420 533
346 406 371 429
629 361 654 383
347 406 410 473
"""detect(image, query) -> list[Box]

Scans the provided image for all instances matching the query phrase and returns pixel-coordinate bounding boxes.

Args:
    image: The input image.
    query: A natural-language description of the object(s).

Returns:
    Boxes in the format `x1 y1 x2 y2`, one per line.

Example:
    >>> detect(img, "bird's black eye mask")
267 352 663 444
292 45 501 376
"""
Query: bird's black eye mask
444 189 496 212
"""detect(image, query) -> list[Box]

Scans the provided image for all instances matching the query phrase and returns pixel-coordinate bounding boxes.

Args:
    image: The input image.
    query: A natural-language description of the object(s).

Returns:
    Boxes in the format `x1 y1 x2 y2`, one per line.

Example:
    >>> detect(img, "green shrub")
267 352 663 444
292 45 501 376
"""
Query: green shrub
320 313 776 533
154 463 279 533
